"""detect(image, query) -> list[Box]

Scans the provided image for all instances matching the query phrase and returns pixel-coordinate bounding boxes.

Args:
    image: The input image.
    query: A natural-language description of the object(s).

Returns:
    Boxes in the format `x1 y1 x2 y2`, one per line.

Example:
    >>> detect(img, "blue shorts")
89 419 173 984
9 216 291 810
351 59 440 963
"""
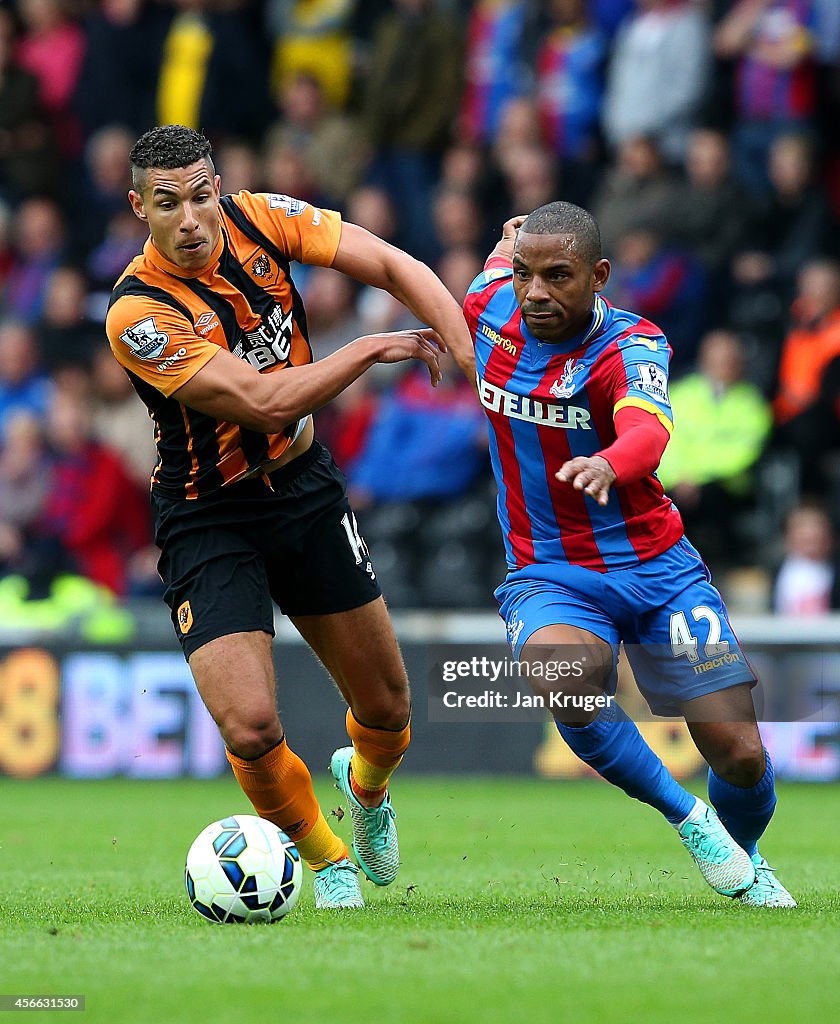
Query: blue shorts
495 537 756 717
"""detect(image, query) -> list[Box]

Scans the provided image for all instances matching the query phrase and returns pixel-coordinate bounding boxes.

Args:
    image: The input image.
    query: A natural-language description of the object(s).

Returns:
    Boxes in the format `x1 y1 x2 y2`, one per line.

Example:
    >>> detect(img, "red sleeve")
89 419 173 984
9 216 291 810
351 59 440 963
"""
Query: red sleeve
594 406 670 485
484 253 512 271
462 290 481 339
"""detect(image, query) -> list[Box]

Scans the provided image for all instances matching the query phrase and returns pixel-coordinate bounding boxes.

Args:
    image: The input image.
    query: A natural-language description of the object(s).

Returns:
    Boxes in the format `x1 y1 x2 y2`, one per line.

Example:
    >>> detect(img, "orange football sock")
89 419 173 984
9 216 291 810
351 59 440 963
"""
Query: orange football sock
226 739 347 870
345 708 411 800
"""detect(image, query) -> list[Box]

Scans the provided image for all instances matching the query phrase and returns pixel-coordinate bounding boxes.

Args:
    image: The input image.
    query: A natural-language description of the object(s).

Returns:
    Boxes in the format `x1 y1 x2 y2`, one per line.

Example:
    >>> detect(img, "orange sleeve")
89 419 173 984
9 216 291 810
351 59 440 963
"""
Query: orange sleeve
230 191 342 267
106 295 220 397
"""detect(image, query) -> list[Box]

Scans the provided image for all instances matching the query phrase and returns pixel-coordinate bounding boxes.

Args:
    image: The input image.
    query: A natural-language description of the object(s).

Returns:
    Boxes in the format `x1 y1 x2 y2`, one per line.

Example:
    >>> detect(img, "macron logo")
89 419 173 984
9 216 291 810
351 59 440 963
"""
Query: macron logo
480 322 517 355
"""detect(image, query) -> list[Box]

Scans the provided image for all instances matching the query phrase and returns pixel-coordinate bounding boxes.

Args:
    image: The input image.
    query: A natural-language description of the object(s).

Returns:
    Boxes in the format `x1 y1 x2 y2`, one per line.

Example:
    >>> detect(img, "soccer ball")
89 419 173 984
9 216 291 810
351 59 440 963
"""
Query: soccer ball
185 814 303 923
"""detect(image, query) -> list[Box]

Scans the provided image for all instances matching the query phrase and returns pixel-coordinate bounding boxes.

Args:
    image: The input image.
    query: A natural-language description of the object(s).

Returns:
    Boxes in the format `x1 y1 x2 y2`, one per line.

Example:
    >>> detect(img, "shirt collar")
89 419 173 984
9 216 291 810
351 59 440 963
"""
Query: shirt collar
523 295 608 353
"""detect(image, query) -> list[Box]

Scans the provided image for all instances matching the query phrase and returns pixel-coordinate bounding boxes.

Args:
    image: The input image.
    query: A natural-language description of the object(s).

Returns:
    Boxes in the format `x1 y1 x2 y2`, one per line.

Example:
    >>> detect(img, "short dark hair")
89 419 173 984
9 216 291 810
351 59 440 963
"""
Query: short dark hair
130 125 213 192
519 201 602 266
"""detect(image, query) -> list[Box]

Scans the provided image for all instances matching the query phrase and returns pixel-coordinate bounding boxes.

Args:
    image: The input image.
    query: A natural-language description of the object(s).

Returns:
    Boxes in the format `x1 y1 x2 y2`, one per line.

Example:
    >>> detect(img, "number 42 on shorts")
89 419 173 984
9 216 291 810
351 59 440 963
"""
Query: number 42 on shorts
669 606 730 664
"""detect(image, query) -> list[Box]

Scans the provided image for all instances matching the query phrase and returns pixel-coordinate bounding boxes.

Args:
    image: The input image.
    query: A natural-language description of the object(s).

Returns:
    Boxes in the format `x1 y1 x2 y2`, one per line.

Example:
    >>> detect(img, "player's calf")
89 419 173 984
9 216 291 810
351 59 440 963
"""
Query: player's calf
683 690 767 789
704 733 766 789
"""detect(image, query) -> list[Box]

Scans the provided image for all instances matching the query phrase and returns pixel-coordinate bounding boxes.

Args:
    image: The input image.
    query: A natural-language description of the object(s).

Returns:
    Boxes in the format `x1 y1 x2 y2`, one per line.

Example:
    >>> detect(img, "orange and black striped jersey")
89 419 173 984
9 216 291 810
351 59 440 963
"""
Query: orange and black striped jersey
106 191 342 499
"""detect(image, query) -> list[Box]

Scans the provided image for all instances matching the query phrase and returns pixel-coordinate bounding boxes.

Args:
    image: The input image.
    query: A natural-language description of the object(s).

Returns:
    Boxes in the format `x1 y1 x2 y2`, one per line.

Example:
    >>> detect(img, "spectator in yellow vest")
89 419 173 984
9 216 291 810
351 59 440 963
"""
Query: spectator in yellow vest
658 330 772 568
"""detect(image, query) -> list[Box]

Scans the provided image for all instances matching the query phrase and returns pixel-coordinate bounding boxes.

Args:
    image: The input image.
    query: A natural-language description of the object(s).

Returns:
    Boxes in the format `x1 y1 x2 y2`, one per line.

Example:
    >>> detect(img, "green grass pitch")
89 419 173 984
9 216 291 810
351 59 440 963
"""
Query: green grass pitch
1 776 838 1024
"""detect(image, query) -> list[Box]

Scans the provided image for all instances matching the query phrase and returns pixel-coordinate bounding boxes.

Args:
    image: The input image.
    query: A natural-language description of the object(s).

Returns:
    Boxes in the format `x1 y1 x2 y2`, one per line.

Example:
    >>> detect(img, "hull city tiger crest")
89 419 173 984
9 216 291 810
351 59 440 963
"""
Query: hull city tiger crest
251 253 271 278
177 600 193 634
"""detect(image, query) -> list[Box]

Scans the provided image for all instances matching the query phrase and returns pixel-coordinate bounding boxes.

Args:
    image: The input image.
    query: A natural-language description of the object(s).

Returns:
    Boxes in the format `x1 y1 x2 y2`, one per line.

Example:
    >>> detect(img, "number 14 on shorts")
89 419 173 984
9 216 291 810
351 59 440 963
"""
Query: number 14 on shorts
340 511 376 582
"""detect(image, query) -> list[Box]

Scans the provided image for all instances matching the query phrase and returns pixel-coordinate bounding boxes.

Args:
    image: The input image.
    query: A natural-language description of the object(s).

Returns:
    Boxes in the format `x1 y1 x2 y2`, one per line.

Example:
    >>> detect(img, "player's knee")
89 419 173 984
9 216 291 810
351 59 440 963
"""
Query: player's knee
351 681 411 731
222 712 283 761
713 735 765 787
527 662 611 726
523 639 611 709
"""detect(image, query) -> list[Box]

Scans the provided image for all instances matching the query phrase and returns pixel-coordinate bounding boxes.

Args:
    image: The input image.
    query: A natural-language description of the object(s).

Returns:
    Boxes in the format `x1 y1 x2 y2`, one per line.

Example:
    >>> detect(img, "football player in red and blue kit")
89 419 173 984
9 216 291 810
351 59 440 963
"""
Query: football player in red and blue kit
463 202 795 908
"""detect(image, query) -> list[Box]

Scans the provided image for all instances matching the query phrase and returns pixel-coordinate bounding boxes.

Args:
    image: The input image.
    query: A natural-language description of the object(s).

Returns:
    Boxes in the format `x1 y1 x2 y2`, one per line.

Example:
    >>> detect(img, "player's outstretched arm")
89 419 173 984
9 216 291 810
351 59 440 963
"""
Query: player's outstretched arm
172 329 444 433
556 407 671 505
485 215 527 268
330 222 475 381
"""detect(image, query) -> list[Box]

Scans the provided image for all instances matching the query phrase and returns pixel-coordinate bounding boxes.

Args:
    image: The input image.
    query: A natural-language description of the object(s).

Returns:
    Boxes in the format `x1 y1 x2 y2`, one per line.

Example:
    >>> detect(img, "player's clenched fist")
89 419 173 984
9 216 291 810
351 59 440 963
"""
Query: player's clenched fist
556 455 616 506
491 215 528 261
501 214 527 239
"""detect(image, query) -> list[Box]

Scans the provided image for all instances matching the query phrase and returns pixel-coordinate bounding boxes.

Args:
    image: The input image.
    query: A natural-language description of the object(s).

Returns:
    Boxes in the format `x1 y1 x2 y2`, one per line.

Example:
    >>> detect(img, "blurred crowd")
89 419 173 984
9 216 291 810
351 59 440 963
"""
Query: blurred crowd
2 0 840 614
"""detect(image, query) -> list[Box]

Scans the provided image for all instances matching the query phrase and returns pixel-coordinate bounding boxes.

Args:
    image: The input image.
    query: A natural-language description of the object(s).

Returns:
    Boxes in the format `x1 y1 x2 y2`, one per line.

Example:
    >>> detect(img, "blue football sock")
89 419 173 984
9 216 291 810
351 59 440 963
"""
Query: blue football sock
707 748 776 858
557 703 696 825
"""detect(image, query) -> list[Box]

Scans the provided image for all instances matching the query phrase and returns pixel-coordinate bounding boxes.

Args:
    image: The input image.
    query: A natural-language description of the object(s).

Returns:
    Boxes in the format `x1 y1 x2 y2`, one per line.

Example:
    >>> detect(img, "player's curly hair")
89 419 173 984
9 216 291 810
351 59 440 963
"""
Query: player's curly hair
520 202 602 267
130 125 213 192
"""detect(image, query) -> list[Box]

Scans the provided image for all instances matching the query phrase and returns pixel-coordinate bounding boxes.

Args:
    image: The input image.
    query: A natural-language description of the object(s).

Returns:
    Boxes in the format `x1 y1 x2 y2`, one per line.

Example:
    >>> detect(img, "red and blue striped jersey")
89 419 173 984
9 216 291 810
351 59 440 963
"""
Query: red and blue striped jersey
464 261 684 572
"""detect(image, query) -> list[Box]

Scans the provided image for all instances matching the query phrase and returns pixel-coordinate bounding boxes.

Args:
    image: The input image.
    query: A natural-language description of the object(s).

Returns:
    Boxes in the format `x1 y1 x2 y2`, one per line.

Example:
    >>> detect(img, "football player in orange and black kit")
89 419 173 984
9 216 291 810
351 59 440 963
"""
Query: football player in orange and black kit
106 125 475 909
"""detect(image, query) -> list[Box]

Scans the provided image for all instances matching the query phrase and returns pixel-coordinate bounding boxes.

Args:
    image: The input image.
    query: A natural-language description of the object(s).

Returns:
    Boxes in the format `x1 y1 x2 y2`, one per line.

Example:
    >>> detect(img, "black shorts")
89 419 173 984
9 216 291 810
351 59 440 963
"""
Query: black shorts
152 441 381 659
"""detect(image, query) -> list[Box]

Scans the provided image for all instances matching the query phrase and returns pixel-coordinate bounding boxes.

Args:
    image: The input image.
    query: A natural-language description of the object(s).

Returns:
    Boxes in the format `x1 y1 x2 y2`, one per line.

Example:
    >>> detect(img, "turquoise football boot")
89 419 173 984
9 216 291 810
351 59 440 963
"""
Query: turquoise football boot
676 799 756 897
330 746 399 886
738 854 797 908
313 857 364 909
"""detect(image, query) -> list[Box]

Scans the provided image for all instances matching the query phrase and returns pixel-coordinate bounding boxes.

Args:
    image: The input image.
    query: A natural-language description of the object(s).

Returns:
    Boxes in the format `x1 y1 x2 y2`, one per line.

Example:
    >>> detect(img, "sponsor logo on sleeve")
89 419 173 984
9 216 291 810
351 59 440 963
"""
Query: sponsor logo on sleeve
636 362 668 401
635 336 659 351
157 347 187 371
119 317 169 360
267 193 307 216
485 268 510 282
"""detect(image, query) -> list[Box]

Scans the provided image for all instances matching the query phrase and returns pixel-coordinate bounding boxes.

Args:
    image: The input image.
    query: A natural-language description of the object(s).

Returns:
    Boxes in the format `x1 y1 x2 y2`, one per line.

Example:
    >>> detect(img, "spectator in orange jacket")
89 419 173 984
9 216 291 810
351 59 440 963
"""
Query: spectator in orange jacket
773 259 840 488
774 259 840 424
